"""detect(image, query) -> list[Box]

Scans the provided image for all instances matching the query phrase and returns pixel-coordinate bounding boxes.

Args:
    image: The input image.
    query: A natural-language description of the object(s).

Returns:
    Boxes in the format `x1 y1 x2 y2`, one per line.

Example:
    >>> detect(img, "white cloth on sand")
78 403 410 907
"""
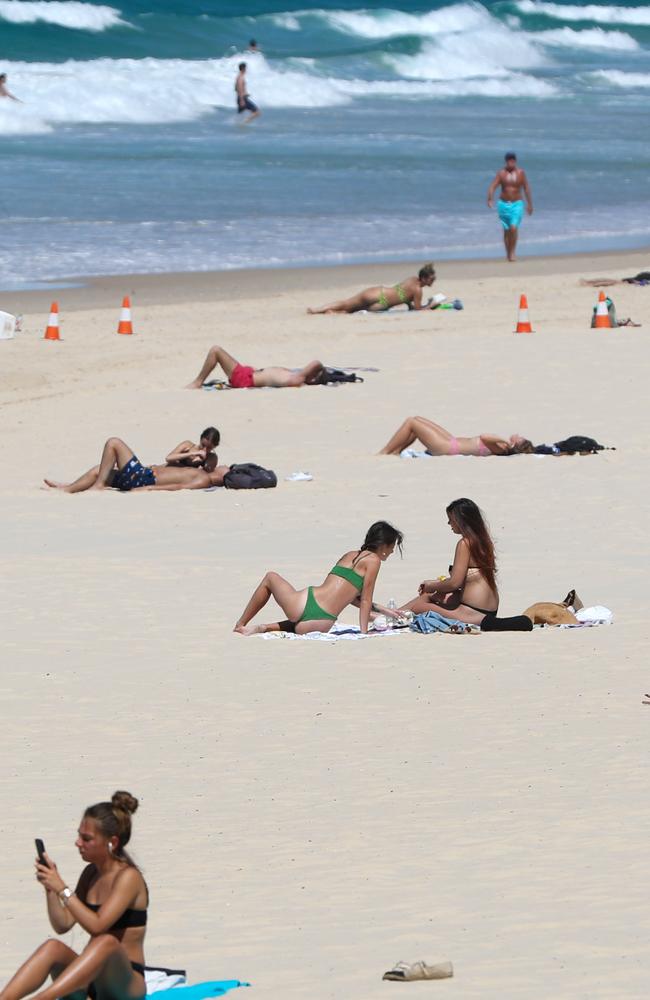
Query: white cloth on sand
558 605 613 628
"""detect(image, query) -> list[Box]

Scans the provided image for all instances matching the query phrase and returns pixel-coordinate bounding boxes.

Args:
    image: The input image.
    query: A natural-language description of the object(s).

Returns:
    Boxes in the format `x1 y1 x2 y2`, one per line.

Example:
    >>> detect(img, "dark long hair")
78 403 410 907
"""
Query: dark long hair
200 426 220 447
446 498 497 593
84 790 139 868
359 521 404 557
508 438 534 455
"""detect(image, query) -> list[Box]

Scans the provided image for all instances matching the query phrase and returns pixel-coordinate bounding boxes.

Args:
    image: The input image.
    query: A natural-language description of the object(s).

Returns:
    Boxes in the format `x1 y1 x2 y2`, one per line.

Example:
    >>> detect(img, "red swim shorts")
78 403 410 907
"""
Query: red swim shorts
229 363 255 389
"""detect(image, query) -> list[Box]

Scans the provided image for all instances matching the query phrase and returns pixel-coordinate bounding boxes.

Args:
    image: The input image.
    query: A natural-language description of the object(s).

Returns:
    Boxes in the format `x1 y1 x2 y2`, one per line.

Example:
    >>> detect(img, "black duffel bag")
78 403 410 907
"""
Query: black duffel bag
223 463 277 490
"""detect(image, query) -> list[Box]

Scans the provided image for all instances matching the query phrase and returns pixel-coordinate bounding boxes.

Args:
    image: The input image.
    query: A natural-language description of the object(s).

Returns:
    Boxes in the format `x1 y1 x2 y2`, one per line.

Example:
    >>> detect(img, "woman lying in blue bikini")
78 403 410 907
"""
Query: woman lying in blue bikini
234 521 403 635
1 792 147 1000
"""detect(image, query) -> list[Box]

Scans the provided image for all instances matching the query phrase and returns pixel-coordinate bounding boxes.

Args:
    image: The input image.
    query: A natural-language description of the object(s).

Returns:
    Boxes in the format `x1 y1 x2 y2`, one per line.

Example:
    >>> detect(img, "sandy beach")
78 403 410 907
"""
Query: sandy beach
1 248 648 999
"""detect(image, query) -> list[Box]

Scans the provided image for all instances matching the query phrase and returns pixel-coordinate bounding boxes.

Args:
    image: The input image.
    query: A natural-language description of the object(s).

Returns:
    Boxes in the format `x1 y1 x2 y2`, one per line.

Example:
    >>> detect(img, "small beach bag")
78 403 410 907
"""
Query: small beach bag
223 463 277 490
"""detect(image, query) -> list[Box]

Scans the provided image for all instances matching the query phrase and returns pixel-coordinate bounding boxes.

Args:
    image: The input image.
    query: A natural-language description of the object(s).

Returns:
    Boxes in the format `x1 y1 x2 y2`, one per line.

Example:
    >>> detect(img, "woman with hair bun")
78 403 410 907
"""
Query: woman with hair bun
234 520 404 635
0 791 147 1000
399 499 499 625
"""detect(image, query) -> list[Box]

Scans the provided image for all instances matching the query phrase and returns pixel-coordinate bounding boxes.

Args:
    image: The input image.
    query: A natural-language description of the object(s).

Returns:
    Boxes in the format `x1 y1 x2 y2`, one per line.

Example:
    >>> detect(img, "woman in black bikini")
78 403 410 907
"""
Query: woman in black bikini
0 791 147 1000
399 498 498 626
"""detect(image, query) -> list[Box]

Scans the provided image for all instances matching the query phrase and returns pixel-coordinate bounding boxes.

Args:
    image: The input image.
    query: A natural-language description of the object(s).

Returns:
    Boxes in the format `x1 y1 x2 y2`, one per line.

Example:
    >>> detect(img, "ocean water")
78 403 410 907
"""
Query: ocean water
1 0 649 287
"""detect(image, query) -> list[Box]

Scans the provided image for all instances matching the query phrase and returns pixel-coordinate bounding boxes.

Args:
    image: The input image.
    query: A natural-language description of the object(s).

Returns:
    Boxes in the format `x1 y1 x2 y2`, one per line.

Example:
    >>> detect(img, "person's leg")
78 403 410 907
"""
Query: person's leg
507 225 518 262
92 438 135 490
31 936 142 1000
0 940 79 1000
379 416 451 455
234 572 307 633
308 288 377 314
186 345 240 389
44 465 100 493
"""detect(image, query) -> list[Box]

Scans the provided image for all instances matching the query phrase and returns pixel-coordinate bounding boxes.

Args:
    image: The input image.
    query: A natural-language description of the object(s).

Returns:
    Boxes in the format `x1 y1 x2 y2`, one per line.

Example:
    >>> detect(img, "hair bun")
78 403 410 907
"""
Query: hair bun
111 790 139 815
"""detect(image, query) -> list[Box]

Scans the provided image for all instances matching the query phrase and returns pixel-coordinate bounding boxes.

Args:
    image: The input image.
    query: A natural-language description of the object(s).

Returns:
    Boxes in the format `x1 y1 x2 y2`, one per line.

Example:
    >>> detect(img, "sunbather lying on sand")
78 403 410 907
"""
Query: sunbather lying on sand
44 437 227 493
307 263 436 314
379 416 534 456
186 345 324 390
234 521 403 636
390 499 498 626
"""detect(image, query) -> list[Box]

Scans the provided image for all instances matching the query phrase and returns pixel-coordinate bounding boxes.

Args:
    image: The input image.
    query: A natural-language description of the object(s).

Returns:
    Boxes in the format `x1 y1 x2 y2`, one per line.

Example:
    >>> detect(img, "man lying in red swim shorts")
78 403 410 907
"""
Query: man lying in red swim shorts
185 345 325 390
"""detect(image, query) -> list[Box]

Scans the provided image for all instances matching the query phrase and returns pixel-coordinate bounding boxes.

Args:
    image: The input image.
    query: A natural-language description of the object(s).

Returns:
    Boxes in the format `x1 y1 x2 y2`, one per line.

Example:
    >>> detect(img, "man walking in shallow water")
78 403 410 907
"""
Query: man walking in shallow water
487 152 533 262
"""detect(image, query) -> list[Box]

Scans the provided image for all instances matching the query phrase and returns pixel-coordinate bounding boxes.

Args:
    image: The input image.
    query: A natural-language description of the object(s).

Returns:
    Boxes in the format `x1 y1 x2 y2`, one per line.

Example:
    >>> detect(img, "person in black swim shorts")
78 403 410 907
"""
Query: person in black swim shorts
44 437 226 492
235 62 260 123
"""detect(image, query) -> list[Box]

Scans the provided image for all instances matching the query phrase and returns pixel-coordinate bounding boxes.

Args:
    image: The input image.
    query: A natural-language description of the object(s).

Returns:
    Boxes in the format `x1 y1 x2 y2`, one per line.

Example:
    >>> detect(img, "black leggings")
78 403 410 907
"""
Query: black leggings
480 613 533 632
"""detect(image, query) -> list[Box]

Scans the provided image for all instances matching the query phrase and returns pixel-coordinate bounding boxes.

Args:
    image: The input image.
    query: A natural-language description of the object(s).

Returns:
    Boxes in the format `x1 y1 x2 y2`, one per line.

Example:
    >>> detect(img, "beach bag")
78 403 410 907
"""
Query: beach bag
314 367 363 384
591 296 617 328
553 435 608 454
223 463 277 490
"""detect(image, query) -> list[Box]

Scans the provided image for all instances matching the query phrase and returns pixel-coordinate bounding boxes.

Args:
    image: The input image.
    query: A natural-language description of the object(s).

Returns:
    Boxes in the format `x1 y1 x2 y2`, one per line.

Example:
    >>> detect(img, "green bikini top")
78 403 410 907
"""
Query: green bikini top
329 564 364 591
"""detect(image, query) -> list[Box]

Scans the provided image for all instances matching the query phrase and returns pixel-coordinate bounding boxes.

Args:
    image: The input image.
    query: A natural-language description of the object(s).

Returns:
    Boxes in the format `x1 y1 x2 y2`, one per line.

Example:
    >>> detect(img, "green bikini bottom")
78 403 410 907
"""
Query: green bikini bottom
299 586 337 623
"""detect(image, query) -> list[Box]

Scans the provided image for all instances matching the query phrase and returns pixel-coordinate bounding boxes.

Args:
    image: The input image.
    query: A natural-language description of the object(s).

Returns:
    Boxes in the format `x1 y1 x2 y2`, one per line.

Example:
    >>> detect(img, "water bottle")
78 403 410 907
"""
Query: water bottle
387 597 396 626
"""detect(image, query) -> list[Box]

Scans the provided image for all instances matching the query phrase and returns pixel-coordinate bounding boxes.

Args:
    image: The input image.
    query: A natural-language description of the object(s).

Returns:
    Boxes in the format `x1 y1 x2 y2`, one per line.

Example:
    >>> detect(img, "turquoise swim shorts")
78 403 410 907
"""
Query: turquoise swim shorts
498 199 524 230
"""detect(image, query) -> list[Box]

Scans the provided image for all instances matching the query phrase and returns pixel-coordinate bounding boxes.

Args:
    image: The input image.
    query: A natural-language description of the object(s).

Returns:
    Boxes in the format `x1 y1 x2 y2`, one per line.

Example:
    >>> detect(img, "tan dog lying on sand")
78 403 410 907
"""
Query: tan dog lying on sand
523 589 583 626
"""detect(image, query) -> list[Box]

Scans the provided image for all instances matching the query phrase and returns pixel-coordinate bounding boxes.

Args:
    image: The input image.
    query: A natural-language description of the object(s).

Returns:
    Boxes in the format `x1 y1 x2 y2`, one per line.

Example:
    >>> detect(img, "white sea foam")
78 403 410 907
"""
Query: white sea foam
589 69 650 88
516 1 650 27
270 12 300 30
0 0 128 31
0 52 559 135
385 18 548 80
536 26 639 50
323 3 497 40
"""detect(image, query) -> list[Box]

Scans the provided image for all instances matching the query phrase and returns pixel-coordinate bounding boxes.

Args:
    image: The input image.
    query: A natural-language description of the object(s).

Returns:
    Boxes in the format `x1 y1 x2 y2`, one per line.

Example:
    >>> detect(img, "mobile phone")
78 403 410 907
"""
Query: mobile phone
35 838 48 866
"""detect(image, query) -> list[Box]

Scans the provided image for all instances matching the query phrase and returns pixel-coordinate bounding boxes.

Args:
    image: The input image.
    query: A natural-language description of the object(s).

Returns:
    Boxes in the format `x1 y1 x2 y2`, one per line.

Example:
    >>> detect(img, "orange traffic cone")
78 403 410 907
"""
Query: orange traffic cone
515 294 533 334
117 296 133 335
593 290 612 329
44 302 61 341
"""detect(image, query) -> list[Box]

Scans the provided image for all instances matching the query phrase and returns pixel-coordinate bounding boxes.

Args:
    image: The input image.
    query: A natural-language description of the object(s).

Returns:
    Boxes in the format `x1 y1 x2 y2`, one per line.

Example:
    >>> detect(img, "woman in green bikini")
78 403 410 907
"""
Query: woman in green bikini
307 264 436 314
234 521 403 635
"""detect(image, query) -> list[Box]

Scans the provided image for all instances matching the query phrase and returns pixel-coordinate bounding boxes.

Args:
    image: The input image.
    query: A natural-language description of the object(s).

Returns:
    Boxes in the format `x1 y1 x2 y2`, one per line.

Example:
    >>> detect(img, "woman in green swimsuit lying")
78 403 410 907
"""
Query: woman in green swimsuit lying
234 521 403 635
307 264 436 314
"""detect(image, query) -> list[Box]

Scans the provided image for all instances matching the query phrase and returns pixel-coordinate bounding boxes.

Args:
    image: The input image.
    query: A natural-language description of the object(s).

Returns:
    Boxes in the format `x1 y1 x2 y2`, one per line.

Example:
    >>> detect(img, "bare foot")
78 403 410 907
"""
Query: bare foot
185 380 203 389
234 623 264 635
43 478 69 490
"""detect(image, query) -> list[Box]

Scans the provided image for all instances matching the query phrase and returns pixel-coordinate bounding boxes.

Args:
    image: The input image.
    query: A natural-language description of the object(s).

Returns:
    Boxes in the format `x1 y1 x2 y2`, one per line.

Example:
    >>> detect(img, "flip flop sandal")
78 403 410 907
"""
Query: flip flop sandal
383 960 453 981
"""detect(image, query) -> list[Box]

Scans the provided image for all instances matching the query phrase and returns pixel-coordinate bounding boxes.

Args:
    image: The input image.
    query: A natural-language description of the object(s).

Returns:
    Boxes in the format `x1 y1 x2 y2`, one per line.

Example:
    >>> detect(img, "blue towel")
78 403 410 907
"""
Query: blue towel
410 610 468 633
157 981 249 999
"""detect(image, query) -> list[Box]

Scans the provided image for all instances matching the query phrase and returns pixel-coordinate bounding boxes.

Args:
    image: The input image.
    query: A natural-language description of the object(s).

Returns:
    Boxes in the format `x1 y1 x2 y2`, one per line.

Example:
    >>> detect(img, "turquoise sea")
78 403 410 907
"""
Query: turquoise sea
1 0 649 287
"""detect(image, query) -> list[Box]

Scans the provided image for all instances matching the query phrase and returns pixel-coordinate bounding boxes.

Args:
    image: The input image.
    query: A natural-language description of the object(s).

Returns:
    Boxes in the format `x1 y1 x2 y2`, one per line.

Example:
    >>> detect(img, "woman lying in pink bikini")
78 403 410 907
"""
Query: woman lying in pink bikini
378 416 534 457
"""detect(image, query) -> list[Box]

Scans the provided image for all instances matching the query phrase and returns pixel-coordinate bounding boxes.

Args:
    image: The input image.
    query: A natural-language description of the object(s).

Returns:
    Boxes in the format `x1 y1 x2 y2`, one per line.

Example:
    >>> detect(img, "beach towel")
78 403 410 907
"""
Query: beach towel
149 982 248 999
255 622 409 642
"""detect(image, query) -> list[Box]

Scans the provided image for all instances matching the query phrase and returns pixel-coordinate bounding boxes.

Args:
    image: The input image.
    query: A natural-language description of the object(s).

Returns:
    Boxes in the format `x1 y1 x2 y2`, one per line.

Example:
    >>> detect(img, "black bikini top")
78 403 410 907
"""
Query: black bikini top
85 900 147 931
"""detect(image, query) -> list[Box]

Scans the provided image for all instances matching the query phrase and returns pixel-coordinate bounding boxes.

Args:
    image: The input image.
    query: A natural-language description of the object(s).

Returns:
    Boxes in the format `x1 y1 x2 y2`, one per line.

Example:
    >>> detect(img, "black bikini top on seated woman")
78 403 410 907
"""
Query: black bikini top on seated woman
80 869 148 932
84 900 147 930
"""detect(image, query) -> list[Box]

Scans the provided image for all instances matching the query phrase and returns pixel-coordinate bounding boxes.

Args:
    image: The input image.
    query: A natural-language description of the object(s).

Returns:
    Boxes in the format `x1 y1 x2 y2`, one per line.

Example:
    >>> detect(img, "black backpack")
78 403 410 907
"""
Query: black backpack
554 436 609 454
223 463 277 490
314 367 364 385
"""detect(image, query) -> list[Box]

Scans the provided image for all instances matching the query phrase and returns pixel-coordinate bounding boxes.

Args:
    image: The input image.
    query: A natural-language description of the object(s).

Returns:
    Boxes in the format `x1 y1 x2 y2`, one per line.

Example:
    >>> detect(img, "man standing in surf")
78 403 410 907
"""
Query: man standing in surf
235 62 260 124
487 152 533 262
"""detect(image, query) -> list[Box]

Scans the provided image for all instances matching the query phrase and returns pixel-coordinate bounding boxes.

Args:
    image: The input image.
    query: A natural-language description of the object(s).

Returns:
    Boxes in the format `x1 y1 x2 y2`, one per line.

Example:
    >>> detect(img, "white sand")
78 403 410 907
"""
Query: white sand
1 249 648 999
